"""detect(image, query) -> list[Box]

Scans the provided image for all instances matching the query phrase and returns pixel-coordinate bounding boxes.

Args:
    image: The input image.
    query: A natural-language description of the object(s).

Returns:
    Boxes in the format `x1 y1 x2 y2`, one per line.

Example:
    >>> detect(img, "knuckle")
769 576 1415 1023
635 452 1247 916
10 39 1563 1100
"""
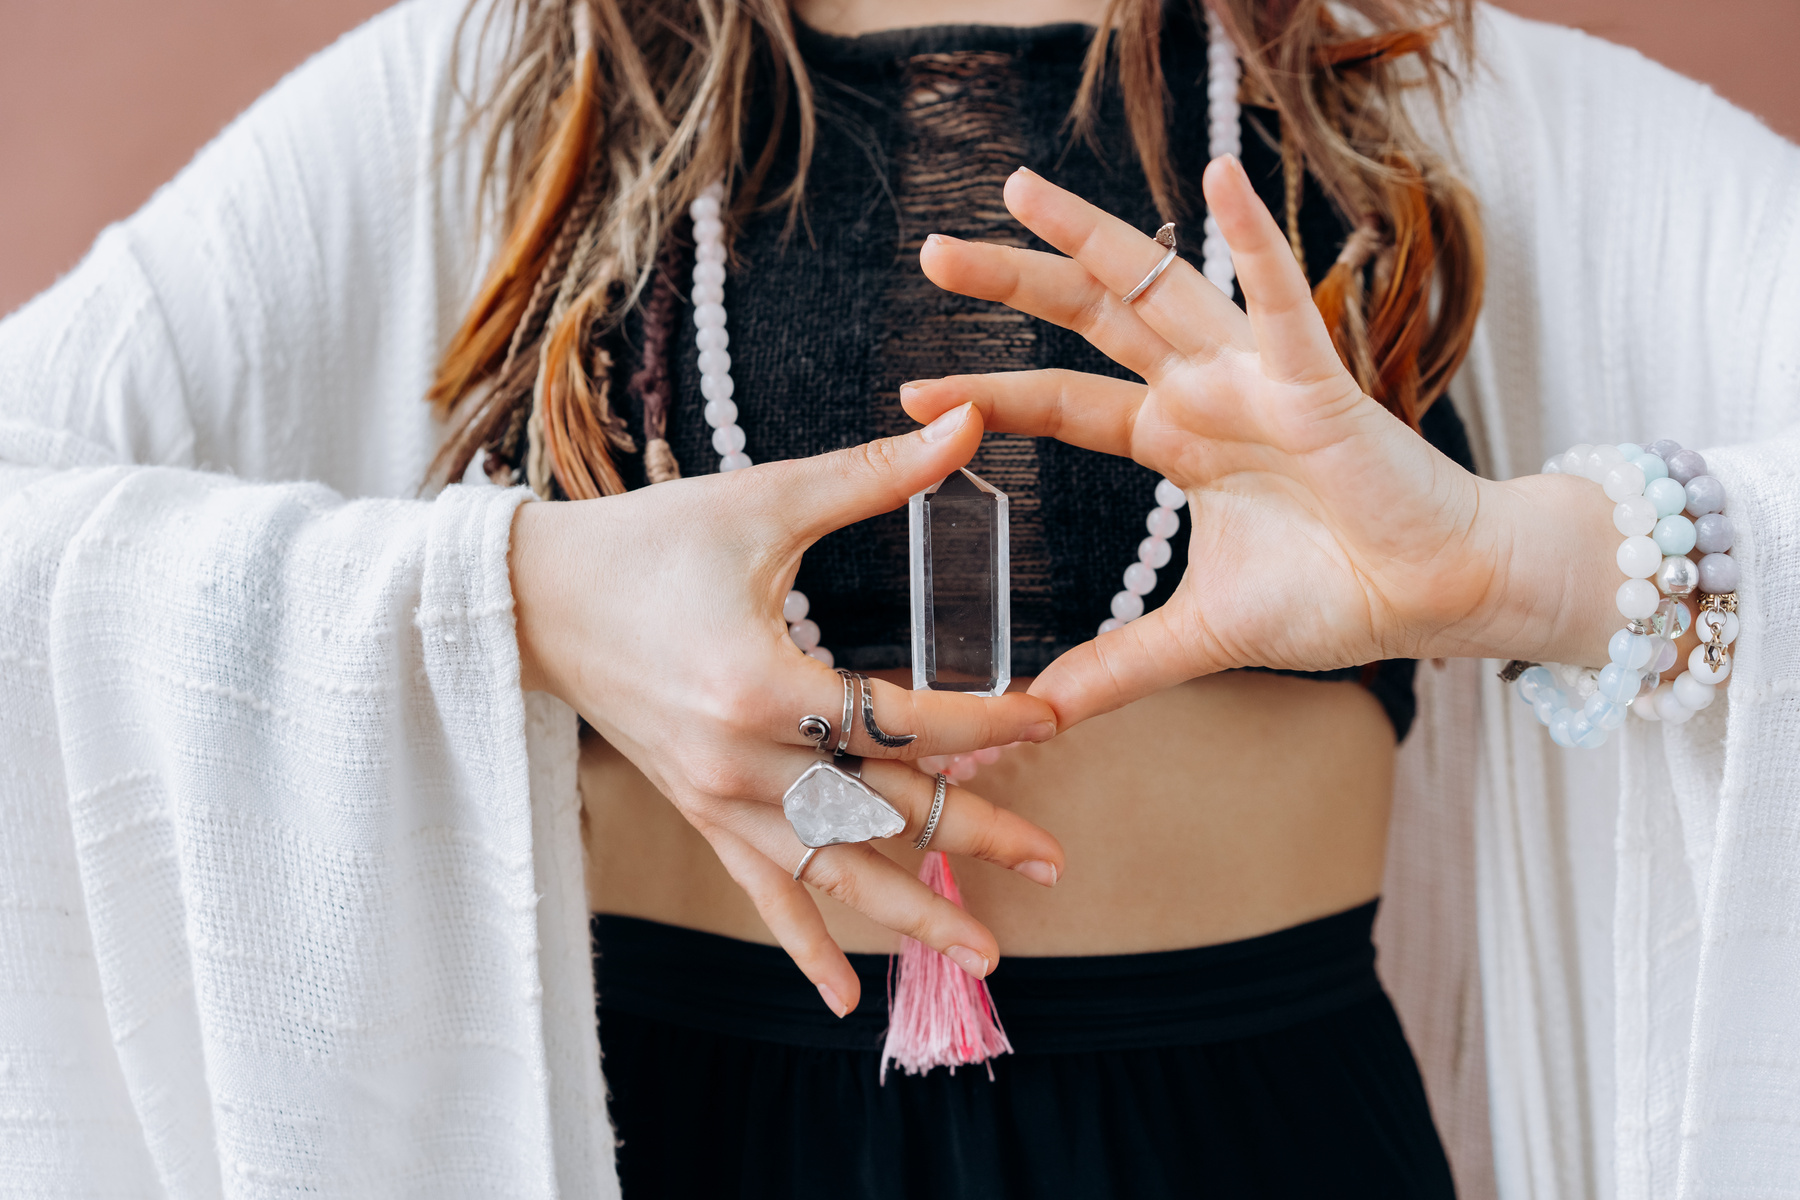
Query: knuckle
684 753 754 801
812 860 864 910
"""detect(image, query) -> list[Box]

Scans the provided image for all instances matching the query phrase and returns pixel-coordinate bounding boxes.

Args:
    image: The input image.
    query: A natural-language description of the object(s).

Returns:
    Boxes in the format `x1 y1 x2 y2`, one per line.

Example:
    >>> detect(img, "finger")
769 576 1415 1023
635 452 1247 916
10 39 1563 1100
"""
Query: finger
769 667 1059 758
860 759 1064 885
700 823 863 1014
717 799 1001 975
918 236 1177 379
899 370 1150 462
745 402 986 545
1201 155 1349 388
999 166 1251 361
1026 604 1218 731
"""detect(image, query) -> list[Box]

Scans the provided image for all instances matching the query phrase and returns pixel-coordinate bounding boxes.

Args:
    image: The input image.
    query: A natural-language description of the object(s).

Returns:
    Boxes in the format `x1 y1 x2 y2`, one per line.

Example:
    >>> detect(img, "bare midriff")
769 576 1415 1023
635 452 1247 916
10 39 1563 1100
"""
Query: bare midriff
583 668 1395 957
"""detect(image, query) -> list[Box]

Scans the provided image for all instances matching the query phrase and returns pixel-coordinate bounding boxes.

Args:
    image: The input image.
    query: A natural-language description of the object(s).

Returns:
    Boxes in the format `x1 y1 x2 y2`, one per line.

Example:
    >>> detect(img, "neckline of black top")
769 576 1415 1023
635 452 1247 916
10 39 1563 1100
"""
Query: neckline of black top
791 19 1100 66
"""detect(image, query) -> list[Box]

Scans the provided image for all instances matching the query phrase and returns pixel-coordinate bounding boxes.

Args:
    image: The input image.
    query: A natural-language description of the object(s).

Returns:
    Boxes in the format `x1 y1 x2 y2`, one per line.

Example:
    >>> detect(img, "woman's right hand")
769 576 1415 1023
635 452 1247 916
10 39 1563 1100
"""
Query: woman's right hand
507 402 1065 1016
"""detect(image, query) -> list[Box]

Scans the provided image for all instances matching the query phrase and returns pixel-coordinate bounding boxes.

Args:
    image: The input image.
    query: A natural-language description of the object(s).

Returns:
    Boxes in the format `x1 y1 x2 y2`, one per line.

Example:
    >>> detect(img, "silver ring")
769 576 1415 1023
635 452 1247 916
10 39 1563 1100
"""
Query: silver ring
798 714 833 751
857 673 917 749
914 773 948 851
793 846 820 882
1121 223 1178 304
835 670 855 756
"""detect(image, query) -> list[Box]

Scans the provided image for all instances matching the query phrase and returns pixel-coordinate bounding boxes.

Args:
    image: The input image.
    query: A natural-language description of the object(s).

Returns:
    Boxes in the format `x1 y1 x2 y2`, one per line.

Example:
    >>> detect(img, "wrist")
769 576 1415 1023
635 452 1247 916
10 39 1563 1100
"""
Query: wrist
1428 472 1620 666
509 499 569 700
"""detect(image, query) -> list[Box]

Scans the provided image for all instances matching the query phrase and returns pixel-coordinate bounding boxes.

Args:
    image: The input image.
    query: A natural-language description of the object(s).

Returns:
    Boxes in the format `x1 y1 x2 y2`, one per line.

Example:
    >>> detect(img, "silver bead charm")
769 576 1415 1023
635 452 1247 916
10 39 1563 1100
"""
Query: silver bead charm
1655 554 1700 596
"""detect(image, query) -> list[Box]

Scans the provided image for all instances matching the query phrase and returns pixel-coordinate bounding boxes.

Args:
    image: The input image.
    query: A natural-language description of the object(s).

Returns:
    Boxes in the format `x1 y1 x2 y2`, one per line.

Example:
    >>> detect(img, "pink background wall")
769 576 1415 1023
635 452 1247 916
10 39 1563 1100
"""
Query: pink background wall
2 0 1798 317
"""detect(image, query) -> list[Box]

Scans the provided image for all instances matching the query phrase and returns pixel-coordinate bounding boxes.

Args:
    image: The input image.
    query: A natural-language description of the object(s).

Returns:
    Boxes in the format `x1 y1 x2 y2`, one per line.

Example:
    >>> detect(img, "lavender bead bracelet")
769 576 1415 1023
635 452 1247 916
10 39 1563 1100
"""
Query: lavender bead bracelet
1502 439 1740 748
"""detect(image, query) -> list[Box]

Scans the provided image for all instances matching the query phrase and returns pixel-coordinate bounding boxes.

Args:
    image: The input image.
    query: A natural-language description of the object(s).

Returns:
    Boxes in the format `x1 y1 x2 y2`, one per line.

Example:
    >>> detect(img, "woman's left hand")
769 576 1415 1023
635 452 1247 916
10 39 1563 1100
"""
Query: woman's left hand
904 159 1619 731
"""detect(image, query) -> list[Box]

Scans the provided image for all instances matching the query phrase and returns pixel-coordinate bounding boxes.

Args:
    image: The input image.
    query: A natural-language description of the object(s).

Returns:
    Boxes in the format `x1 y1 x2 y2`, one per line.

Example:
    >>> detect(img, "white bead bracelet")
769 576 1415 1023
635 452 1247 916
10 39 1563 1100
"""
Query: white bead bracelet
1507 439 1739 747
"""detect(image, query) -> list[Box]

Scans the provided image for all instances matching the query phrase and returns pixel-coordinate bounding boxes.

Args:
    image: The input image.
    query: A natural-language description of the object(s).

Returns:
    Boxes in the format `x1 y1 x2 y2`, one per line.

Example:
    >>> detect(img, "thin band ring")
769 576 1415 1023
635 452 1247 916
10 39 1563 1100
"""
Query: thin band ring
835 670 856 756
1121 223 1179 304
914 773 949 851
857 673 917 749
793 846 821 882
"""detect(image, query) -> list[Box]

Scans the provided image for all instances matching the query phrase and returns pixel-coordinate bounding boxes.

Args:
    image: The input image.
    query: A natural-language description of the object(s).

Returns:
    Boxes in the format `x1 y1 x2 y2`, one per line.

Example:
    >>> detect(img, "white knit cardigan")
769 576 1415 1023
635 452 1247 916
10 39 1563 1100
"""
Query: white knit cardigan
0 3 1795 1196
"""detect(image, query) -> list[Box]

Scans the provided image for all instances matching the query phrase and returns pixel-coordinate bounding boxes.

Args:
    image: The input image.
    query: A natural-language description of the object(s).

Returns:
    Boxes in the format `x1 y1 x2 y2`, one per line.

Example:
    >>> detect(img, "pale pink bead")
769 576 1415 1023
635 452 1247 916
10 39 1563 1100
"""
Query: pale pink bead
1098 617 1123 635
720 451 752 471
783 590 810 623
1155 479 1187 510
973 746 1004 765
806 645 834 667
948 757 979 783
789 619 820 651
1123 562 1157 595
712 424 747 455
1110 590 1145 622
1146 507 1180 538
690 194 721 221
1138 536 1172 569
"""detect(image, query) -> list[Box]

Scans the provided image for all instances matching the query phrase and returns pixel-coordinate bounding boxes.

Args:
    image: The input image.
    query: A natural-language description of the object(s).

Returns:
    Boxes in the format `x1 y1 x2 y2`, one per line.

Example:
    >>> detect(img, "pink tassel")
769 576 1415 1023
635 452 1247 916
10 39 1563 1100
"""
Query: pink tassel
880 850 1013 1083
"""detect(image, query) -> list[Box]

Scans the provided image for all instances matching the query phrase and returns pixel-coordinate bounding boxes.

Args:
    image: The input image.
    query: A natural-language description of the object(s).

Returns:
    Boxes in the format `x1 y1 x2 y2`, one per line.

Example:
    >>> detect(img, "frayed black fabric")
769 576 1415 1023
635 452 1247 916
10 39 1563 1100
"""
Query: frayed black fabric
593 903 1456 1199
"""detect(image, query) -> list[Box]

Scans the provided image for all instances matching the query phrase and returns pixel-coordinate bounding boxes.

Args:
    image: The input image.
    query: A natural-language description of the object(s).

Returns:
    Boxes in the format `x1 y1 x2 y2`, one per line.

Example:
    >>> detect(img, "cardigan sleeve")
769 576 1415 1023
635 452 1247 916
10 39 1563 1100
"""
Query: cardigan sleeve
1449 10 1800 1199
0 1 609 1194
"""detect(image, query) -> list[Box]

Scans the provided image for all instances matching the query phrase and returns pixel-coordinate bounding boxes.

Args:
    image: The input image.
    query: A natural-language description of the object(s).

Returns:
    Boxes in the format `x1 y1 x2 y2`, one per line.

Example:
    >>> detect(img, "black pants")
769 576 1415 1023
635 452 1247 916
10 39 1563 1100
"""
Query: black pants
594 902 1455 1199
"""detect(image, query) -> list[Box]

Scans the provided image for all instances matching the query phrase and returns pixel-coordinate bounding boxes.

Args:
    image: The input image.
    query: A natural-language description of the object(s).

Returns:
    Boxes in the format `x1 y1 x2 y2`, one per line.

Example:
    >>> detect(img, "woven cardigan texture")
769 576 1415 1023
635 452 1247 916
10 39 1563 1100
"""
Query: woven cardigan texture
1 2 1797 1197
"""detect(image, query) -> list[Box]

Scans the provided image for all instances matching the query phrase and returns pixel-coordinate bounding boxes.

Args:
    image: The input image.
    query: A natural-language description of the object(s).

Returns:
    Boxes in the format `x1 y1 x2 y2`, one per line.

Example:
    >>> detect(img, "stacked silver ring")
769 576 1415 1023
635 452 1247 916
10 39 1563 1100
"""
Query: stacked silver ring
914 773 948 851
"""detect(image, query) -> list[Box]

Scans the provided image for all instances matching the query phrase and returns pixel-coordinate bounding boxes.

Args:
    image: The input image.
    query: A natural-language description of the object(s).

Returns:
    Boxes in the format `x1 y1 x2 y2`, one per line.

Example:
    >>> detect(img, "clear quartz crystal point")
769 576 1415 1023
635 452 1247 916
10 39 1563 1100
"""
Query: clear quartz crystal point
910 468 1010 697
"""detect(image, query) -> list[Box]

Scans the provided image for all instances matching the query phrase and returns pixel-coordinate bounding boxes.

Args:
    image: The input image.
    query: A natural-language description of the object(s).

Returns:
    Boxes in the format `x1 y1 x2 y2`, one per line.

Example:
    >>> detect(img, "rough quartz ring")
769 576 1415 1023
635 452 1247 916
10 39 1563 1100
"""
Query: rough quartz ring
1121 224 1178 304
793 847 820 882
914 773 949 851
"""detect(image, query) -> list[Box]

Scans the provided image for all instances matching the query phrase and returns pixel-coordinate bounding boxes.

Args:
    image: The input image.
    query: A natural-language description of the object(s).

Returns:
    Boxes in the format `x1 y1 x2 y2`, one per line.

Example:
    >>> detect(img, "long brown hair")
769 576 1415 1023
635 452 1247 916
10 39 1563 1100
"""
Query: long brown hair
425 0 1483 497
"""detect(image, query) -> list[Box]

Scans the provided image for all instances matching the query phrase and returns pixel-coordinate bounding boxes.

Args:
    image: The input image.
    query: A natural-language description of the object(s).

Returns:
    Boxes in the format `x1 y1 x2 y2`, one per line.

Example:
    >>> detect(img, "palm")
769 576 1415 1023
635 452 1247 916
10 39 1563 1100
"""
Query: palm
910 162 1488 726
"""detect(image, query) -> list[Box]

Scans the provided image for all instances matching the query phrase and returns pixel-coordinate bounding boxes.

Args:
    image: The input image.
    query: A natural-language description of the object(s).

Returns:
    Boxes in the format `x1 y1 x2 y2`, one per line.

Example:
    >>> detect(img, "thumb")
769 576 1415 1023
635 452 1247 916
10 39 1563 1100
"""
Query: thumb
764 402 985 545
1027 605 1214 731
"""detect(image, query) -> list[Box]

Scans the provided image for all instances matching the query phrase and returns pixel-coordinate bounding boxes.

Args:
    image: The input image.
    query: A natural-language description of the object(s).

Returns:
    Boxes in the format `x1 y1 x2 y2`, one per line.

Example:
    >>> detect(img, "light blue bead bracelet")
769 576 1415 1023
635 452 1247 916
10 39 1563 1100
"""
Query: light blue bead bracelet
1503 439 1741 747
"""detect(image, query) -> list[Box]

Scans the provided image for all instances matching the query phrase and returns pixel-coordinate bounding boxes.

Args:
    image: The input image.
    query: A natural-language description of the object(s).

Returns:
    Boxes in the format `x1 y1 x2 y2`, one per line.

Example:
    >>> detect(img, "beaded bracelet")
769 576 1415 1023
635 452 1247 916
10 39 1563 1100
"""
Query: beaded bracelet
1503 439 1740 748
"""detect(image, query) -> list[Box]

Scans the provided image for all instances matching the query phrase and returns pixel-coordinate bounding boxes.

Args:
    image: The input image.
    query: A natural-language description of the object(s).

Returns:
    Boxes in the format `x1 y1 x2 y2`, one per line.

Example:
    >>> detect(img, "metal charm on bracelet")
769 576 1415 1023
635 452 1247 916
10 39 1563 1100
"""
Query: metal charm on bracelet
1121 224 1179 304
854 672 917 749
914 773 949 851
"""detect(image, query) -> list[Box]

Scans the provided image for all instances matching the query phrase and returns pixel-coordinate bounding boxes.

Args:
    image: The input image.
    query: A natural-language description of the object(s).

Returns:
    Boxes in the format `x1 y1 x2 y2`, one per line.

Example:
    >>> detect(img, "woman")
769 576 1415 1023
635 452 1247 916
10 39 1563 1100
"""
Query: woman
2 0 1796 1197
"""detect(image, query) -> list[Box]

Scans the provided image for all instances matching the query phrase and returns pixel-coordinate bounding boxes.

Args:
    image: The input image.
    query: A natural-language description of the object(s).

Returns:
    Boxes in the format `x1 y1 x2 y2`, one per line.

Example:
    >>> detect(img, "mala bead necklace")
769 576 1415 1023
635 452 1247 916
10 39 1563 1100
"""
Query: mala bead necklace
696 9 1245 787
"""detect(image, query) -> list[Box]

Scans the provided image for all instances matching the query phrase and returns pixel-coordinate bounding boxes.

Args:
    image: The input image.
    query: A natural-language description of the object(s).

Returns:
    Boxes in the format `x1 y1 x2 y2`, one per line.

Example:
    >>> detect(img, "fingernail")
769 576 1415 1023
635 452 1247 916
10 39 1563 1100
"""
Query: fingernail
817 982 848 1018
1025 721 1056 742
925 233 963 247
920 402 971 443
899 381 925 403
1015 860 1058 888
945 945 991 978
1012 165 1036 178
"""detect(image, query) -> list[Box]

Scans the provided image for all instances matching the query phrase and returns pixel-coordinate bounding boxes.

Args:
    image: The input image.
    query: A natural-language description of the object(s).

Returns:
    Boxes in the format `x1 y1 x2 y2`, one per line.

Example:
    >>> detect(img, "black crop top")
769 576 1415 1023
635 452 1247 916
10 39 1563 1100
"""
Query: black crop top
603 12 1475 740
